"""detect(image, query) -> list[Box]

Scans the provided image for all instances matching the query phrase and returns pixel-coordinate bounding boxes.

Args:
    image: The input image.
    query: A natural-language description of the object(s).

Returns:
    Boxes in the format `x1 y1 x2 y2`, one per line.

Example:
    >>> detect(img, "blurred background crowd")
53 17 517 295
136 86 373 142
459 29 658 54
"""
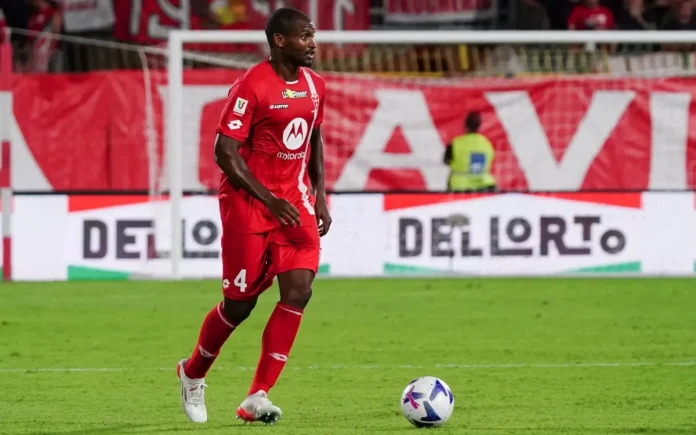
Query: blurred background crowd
0 0 694 74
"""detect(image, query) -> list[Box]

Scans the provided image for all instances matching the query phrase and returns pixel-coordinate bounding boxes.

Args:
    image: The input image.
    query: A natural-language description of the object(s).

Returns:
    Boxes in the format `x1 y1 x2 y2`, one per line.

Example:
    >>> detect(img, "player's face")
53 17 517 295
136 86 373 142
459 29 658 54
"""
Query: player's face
285 21 317 68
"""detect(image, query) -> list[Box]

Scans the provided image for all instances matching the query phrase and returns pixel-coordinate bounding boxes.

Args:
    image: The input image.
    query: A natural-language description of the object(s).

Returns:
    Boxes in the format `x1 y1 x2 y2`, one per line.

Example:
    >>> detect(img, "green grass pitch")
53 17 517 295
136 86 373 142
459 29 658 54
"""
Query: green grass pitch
0 278 695 435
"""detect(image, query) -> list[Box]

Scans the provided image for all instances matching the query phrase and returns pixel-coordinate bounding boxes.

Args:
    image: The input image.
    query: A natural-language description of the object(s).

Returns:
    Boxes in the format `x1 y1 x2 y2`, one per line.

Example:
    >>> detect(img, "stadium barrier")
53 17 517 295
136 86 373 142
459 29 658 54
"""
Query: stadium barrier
6 191 696 281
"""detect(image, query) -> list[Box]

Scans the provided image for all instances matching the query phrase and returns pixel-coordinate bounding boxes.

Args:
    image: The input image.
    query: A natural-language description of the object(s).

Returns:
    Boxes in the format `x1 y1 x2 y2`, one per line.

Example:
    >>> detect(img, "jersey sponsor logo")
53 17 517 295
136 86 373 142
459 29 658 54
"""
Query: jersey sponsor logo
282 118 308 150
277 151 306 160
233 97 248 115
228 120 243 130
282 89 308 99
270 104 289 110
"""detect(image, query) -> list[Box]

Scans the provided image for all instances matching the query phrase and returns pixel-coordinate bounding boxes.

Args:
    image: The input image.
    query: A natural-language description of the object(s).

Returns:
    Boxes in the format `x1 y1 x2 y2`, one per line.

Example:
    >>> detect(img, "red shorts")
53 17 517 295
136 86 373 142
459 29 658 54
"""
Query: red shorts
220 216 320 300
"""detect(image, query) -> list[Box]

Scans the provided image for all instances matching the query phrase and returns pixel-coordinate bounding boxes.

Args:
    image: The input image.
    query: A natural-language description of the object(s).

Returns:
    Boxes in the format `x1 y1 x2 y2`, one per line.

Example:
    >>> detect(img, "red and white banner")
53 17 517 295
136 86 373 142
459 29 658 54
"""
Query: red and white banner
384 0 497 23
7 70 696 192
5 192 696 280
113 0 369 45
245 0 369 32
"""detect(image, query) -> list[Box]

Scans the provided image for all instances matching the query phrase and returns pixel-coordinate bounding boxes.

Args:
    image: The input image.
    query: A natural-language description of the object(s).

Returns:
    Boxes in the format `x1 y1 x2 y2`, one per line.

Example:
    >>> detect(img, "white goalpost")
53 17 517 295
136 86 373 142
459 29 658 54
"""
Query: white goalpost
165 30 696 280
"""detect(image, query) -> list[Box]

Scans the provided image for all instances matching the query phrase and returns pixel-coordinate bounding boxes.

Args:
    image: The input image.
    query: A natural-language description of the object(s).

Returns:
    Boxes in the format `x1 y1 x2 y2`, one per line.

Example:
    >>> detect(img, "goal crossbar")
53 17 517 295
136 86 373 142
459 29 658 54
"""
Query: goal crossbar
168 30 696 45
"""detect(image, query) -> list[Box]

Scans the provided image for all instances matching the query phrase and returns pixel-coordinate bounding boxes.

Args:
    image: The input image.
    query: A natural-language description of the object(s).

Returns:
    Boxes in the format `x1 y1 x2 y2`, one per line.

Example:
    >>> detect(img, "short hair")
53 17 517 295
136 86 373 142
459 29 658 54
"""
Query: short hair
465 112 481 132
265 7 311 47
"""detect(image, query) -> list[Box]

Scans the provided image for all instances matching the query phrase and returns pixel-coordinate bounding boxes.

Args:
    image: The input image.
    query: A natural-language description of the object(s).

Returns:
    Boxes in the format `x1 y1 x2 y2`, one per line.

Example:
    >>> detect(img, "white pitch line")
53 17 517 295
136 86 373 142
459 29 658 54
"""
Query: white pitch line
0 361 694 374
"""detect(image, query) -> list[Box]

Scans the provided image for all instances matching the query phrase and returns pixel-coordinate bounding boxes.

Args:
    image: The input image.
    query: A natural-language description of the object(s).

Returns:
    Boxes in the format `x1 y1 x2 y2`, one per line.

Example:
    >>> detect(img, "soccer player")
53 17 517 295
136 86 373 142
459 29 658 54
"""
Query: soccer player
176 7 331 425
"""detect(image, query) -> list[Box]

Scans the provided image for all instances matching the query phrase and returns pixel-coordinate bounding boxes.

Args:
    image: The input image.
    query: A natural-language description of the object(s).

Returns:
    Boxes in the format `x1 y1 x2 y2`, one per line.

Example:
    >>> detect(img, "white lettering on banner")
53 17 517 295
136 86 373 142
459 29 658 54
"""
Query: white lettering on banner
485 91 635 191
150 0 189 38
129 0 141 35
157 85 228 190
1 100 52 189
250 0 362 32
649 93 690 190
128 0 187 42
385 0 497 23
251 0 272 15
63 0 114 33
334 90 448 190
334 0 355 31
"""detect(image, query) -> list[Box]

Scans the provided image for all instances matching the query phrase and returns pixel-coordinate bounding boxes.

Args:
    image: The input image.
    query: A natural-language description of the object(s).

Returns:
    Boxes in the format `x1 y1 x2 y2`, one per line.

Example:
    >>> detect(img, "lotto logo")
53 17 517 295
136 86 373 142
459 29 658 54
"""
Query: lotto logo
269 353 288 362
228 120 243 130
282 118 308 150
282 89 308 99
222 279 230 289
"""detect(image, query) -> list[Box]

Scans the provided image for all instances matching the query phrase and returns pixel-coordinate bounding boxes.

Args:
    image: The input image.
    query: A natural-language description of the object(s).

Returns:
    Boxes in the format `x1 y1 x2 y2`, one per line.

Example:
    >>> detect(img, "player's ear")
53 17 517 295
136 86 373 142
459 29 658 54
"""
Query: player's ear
273 33 285 49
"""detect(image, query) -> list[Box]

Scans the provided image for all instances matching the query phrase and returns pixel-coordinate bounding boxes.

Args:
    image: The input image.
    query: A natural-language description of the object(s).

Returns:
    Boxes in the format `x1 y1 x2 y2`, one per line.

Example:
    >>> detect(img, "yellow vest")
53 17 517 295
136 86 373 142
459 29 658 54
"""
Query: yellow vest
448 133 496 191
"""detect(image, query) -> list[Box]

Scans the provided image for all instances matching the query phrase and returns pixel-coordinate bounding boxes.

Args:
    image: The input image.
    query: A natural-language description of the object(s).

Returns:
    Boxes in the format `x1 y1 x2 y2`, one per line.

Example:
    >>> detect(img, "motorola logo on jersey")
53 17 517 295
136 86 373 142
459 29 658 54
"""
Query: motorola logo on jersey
283 118 308 150
277 151 306 160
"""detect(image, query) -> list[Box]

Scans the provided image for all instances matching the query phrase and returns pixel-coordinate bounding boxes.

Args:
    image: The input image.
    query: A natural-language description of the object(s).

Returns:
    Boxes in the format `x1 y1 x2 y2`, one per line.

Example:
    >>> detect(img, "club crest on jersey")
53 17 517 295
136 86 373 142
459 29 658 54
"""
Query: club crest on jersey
283 118 308 150
282 89 308 99
233 97 248 115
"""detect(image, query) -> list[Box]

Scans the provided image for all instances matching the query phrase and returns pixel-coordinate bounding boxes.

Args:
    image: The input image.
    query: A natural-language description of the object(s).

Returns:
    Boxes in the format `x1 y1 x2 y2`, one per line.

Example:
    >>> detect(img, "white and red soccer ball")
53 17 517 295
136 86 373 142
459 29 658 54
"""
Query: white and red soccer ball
400 376 455 428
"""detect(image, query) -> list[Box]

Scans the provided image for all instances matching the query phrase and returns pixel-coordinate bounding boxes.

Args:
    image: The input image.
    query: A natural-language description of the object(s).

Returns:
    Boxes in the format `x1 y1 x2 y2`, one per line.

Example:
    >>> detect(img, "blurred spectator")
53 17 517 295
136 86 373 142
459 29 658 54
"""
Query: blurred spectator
0 0 31 49
23 0 63 72
659 0 696 29
538 0 576 29
659 0 696 51
568 0 616 29
650 0 673 24
0 0 31 30
61 0 115 72
617 0 657 29
512 0 551 29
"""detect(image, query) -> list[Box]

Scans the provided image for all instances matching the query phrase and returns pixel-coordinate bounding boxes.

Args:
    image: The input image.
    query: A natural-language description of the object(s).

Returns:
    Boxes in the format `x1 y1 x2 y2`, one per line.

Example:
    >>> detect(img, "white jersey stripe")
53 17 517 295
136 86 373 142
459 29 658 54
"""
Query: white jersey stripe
297 69 319 216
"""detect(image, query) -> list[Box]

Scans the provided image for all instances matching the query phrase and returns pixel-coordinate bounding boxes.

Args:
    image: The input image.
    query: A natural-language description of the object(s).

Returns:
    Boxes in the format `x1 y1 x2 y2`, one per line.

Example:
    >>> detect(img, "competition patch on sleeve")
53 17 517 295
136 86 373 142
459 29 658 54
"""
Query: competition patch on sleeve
233 97 248 115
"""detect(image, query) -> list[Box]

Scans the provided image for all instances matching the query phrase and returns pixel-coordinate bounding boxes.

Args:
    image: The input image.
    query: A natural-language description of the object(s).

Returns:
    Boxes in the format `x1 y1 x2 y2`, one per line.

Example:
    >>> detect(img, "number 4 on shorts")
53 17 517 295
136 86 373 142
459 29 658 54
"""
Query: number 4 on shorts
234 269 247 292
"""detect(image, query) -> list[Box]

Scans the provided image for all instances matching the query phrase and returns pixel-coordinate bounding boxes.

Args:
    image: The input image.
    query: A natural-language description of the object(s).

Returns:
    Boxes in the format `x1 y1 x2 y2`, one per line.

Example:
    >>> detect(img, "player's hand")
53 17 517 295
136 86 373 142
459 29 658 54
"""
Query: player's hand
315 196 332 237
265 197 302 227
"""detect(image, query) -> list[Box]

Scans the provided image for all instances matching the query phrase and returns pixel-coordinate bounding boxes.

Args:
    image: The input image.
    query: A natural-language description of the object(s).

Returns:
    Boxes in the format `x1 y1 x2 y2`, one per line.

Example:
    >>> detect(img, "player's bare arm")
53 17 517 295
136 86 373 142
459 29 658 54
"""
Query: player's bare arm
308 127 331 236
214 133 302 227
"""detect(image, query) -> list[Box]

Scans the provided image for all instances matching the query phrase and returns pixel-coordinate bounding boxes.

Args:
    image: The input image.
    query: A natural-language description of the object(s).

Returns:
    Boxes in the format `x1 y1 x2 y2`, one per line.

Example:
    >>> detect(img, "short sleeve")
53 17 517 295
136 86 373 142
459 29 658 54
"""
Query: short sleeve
216 75 258 142
309 73 326 127
315 95 325 127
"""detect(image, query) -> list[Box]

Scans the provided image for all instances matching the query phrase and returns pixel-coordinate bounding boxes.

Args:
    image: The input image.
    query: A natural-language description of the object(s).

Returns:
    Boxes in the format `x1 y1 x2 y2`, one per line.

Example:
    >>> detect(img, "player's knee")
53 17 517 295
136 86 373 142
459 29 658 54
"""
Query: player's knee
222 297 258 325
282 285 312 309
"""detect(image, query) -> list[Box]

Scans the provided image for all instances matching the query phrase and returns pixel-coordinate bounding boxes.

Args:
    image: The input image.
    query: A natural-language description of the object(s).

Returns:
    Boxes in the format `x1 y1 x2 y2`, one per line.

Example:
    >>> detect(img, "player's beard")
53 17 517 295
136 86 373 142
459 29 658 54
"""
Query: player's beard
298 50 315 68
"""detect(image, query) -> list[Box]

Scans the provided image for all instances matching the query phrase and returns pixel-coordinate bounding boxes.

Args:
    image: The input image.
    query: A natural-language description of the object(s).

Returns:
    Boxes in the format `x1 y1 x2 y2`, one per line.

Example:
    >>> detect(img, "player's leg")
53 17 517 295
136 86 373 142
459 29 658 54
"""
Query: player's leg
236 225 319 424
247 268 313 394
177 232 271 423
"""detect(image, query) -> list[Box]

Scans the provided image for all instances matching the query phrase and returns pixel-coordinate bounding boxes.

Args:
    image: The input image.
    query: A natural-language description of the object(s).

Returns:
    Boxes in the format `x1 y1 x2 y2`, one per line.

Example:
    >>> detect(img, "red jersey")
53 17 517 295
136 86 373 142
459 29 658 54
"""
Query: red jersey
568 5 614 30
216 60 326 233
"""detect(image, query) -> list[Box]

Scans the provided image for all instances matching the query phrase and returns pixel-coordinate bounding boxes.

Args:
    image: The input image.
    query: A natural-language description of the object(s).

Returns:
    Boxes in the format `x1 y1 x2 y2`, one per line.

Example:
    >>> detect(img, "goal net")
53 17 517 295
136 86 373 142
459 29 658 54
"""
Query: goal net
160 30 696 279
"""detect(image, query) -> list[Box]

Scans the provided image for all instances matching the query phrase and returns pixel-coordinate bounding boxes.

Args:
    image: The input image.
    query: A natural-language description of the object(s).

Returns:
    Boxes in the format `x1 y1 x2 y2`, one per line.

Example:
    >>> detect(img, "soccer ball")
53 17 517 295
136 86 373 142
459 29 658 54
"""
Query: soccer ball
400 376 454 428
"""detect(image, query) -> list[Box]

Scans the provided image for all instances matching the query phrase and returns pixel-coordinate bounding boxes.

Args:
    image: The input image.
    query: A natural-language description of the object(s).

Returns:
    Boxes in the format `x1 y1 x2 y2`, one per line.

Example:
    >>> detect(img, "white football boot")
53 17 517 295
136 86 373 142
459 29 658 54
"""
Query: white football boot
236 390 282 424
176 359 208 423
